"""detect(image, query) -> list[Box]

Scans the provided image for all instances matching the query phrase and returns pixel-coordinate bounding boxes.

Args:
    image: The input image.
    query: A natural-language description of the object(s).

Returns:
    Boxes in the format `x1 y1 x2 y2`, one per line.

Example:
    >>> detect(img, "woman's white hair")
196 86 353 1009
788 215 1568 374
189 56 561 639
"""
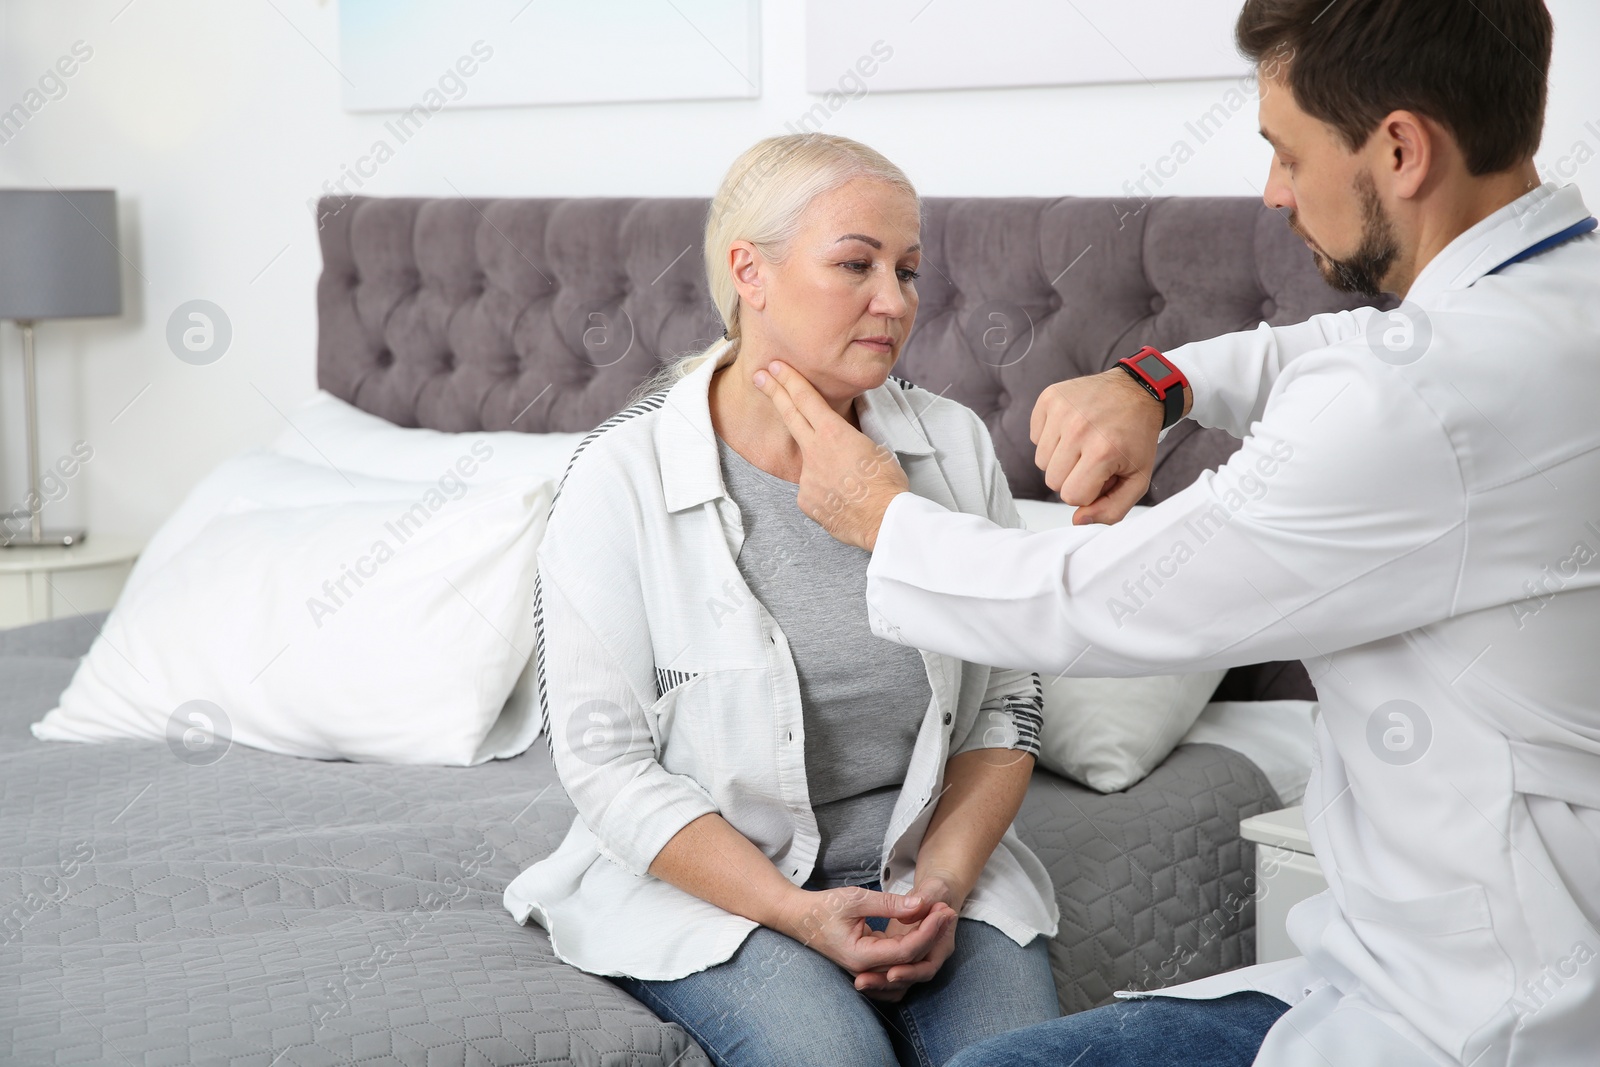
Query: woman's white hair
634 133 918 399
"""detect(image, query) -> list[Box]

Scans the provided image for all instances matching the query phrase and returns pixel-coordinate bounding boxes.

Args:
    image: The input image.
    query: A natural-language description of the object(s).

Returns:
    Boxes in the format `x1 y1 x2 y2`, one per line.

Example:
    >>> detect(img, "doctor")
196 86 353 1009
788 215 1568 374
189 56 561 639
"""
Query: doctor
753 0 1600 1064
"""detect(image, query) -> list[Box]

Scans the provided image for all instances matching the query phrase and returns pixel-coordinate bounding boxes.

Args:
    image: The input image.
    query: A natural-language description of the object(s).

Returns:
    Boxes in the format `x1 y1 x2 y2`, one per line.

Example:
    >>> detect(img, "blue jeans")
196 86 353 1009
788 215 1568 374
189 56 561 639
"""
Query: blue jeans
610 910 1058 1067
945 991 1290 1067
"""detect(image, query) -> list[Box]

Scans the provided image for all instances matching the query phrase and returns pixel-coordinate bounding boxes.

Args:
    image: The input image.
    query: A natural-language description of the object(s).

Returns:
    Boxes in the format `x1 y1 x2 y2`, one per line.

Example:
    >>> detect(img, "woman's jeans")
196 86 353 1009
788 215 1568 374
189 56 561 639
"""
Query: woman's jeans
944 990 1291 1067
610 905 1059 1067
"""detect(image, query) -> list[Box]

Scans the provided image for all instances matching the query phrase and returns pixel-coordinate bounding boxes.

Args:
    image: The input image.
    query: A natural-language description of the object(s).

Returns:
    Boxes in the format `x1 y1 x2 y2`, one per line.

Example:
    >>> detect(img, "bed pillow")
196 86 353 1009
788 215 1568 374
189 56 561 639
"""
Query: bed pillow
125 448 551 741
33 476 552 765
127 450 453 598
270 390 584 486
265 393 578 737
1015 496 1227 792
1013 497 1083 531
1036 670 1228 792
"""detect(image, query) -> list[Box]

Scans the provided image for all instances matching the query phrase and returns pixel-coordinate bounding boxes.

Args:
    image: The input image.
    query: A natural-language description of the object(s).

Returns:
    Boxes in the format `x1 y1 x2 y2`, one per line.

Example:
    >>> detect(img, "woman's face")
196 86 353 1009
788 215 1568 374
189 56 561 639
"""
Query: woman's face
734 178 922 403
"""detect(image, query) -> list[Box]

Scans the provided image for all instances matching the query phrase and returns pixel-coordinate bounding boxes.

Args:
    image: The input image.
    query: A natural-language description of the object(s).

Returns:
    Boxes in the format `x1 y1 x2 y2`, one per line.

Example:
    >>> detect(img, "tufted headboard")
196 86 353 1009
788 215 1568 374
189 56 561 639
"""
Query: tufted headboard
315 194 1385 702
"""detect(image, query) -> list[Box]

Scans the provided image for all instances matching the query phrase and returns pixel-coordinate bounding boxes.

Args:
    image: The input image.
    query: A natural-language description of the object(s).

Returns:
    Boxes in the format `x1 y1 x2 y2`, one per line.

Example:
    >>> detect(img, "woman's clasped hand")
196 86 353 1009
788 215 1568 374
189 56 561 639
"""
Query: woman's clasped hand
777 881 960 1002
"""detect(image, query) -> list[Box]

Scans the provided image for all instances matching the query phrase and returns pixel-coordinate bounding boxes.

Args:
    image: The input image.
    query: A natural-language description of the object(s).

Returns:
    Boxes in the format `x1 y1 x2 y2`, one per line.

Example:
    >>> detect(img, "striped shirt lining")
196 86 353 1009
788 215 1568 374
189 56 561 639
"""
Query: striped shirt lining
653 668 699 700
1002 674 1045 757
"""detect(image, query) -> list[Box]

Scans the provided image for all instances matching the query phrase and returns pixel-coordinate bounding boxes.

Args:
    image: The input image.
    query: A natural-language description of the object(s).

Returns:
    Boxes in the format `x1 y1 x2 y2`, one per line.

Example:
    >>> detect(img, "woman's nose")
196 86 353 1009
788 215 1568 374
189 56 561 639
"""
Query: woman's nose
868 269 910 318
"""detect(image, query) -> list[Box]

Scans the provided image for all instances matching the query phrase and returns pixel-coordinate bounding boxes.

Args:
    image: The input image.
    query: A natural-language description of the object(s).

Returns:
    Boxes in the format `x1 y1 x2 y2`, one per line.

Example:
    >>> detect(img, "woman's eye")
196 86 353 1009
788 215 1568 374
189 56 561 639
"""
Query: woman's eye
897 268 920 282
842 260 870 273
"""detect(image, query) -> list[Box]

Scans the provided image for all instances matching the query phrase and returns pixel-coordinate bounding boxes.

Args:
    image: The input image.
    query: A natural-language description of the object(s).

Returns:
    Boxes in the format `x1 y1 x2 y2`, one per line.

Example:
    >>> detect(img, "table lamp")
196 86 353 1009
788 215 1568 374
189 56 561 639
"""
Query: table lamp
0 189 122 547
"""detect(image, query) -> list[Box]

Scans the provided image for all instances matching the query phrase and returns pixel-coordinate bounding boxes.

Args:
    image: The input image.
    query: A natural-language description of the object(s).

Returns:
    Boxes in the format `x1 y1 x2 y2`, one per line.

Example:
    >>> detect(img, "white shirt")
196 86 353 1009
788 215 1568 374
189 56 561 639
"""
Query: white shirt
864 182 1600 1066
503 347 1059 981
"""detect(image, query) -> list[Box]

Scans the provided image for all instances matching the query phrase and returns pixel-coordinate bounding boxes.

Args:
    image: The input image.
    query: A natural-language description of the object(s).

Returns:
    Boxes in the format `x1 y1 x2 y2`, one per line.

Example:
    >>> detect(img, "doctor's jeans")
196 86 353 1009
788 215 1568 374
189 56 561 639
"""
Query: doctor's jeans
609 893 1058 1067
946 990 1291 1067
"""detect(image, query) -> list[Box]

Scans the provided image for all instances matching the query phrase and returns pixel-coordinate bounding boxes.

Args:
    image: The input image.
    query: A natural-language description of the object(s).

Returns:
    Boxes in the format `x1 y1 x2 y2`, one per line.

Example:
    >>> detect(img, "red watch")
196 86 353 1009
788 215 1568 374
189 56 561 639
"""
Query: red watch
1117 346 1189 430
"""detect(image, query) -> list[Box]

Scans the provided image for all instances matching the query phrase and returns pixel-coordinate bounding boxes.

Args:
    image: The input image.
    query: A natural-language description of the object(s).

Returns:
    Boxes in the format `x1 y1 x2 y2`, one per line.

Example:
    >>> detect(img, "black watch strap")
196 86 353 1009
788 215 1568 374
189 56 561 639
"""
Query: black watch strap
1118 361 1184 430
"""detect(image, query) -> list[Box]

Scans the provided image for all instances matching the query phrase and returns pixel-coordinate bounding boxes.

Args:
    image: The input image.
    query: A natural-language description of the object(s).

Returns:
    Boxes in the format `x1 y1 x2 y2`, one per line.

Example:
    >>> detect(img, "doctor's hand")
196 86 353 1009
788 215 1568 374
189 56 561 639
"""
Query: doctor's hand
753 360 908 552
1031 368 1165 525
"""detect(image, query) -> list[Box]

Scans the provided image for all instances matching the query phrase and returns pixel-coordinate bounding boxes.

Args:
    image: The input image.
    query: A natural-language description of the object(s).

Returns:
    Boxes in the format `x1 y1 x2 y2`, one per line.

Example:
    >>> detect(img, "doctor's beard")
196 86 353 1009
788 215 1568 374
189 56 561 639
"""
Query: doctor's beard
1290 171 1400 299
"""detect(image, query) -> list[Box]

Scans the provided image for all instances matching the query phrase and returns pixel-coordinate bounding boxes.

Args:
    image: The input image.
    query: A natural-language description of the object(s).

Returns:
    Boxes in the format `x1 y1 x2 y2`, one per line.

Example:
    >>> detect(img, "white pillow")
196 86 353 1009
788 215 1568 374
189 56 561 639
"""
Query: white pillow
265 393 577 737
1015 496 1226 792
119 449 553 746
270 390 584 486
127 450 453 599
1036 669 1228 793
34 477 552 765
1013 497 1083 531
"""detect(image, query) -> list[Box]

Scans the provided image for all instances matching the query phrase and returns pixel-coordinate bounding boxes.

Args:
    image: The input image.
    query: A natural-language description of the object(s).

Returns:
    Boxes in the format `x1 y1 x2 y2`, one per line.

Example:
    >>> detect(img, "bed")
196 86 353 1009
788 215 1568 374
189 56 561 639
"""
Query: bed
1 193 1379 1065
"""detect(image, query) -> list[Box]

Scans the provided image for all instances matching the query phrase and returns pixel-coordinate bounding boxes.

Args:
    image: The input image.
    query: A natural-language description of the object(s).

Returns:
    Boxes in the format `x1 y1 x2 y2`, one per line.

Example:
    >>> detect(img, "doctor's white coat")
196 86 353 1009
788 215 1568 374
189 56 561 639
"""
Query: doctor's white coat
864 182 1600 1066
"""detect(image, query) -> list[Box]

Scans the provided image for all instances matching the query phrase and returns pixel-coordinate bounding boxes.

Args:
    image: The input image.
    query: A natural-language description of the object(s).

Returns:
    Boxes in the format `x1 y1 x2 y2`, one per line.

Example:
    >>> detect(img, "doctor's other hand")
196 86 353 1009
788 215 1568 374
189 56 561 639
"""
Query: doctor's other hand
754 360 908 552
1030 368 1165 525
777 884 956 980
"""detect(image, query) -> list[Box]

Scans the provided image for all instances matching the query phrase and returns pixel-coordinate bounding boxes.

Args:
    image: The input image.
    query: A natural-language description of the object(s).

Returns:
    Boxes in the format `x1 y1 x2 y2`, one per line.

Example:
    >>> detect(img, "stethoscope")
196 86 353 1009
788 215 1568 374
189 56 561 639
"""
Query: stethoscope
1486 215 1597 275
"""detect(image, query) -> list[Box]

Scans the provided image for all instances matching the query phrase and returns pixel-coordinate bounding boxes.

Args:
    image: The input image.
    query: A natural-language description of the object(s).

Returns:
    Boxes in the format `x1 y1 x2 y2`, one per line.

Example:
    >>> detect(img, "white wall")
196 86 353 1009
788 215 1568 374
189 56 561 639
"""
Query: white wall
0 0 1596 540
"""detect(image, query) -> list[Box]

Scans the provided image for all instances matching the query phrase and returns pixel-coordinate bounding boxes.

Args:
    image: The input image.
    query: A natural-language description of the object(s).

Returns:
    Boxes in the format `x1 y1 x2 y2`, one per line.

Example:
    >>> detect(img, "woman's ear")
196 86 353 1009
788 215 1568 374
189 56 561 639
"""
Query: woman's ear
729 241 768 312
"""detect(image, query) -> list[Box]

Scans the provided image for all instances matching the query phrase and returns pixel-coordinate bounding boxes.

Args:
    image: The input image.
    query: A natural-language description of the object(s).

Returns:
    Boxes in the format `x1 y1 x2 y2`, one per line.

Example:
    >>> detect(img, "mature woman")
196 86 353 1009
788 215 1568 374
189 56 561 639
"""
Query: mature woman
503 134 1060 1067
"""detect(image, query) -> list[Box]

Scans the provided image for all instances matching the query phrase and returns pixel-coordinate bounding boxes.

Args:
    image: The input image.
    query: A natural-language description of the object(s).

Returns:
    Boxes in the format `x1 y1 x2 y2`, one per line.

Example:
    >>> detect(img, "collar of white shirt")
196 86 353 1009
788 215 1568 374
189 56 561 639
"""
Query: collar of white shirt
655 343 937 514
1409 181 1592 302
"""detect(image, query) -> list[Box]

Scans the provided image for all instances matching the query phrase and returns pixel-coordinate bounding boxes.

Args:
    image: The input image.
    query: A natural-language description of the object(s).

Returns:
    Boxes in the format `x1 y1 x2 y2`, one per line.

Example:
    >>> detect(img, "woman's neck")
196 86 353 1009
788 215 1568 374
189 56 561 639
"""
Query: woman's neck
708 336 857 483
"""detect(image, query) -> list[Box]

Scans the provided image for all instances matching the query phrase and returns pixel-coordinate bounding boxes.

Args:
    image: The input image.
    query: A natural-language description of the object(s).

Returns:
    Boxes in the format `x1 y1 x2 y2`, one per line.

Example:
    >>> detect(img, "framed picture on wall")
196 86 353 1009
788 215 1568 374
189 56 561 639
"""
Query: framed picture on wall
340 0 761 112
805 0 1246 94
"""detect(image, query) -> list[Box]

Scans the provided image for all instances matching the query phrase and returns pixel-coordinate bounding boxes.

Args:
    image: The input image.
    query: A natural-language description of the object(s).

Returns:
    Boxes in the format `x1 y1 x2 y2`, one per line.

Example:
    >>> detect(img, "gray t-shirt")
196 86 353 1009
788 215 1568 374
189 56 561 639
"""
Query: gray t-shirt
717 436 932 888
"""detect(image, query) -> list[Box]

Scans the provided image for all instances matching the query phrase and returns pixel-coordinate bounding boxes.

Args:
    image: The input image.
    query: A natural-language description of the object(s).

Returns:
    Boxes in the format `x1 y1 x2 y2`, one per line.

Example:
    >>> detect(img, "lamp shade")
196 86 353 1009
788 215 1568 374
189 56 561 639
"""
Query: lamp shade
0 189 122 320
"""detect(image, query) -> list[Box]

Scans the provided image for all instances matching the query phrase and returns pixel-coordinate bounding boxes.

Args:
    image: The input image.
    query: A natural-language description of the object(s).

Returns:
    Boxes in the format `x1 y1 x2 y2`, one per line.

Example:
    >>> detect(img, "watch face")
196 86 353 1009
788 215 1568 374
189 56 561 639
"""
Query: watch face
1136 353 1170 380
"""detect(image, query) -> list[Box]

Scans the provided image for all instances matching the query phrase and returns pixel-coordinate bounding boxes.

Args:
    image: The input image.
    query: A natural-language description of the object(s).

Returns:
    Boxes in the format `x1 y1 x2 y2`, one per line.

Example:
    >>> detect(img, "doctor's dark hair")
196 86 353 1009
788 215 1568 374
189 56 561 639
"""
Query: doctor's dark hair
1235 0 1553 175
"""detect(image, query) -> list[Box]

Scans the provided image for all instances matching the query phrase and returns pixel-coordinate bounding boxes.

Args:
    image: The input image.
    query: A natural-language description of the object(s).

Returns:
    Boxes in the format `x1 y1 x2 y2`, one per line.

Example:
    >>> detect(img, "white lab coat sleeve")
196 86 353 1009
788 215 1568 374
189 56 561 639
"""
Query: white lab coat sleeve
866 346 1468 679
953 409 1044 758
1171 307 1378 437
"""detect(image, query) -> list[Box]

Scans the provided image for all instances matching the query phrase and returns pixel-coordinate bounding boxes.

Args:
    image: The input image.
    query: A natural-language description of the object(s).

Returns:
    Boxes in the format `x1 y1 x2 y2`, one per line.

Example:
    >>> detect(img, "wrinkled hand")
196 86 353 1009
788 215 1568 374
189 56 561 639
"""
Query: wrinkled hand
752 360 908 552
1030 368 1163 525
853 876 962 1002
780 885 957 979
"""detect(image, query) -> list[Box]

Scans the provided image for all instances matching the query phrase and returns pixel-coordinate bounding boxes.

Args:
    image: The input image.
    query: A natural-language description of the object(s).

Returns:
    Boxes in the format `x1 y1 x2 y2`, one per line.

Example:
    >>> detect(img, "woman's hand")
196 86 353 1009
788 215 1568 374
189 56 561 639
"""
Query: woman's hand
851 750 1037 1000
776 884 957 978
851 875 963 1002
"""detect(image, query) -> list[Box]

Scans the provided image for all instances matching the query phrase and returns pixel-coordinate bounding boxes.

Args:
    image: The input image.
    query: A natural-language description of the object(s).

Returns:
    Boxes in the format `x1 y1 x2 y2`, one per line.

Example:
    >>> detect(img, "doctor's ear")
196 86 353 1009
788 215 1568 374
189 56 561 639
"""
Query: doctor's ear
728 241 770 313
1375 109 1435 200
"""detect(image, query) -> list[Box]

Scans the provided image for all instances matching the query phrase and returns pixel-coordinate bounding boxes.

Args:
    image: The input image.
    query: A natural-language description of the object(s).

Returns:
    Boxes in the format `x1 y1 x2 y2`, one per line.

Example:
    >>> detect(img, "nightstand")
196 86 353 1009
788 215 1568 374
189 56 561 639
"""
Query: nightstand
1239 806 1328 964
0 536 141 628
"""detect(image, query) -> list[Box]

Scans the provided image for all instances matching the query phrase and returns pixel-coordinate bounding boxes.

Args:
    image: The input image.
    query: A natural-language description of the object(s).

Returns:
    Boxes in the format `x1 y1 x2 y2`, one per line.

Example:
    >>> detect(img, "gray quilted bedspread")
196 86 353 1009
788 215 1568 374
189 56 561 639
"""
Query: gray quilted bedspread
1 615 1278 1065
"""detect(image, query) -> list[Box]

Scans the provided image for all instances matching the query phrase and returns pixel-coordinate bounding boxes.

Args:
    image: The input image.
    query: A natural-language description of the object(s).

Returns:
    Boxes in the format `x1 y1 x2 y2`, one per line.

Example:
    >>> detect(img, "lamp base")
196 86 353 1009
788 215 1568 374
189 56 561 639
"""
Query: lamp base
0 526 87 549
6 323 90 552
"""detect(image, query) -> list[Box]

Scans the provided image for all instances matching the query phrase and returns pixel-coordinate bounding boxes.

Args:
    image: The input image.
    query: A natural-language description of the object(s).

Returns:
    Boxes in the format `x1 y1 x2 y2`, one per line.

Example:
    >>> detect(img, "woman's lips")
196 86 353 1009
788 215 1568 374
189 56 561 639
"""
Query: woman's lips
854 337 895 354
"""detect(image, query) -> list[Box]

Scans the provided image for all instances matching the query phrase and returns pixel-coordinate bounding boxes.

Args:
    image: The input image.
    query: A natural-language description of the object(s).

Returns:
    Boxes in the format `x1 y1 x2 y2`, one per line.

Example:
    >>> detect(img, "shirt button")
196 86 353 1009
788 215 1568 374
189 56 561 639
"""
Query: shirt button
942 712 952 725
786 730 794 742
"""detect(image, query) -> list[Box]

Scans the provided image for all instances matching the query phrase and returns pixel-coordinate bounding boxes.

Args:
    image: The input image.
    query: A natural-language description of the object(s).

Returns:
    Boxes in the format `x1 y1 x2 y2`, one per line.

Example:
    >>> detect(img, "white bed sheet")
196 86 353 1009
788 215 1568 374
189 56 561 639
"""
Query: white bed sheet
1181 699 1317 806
